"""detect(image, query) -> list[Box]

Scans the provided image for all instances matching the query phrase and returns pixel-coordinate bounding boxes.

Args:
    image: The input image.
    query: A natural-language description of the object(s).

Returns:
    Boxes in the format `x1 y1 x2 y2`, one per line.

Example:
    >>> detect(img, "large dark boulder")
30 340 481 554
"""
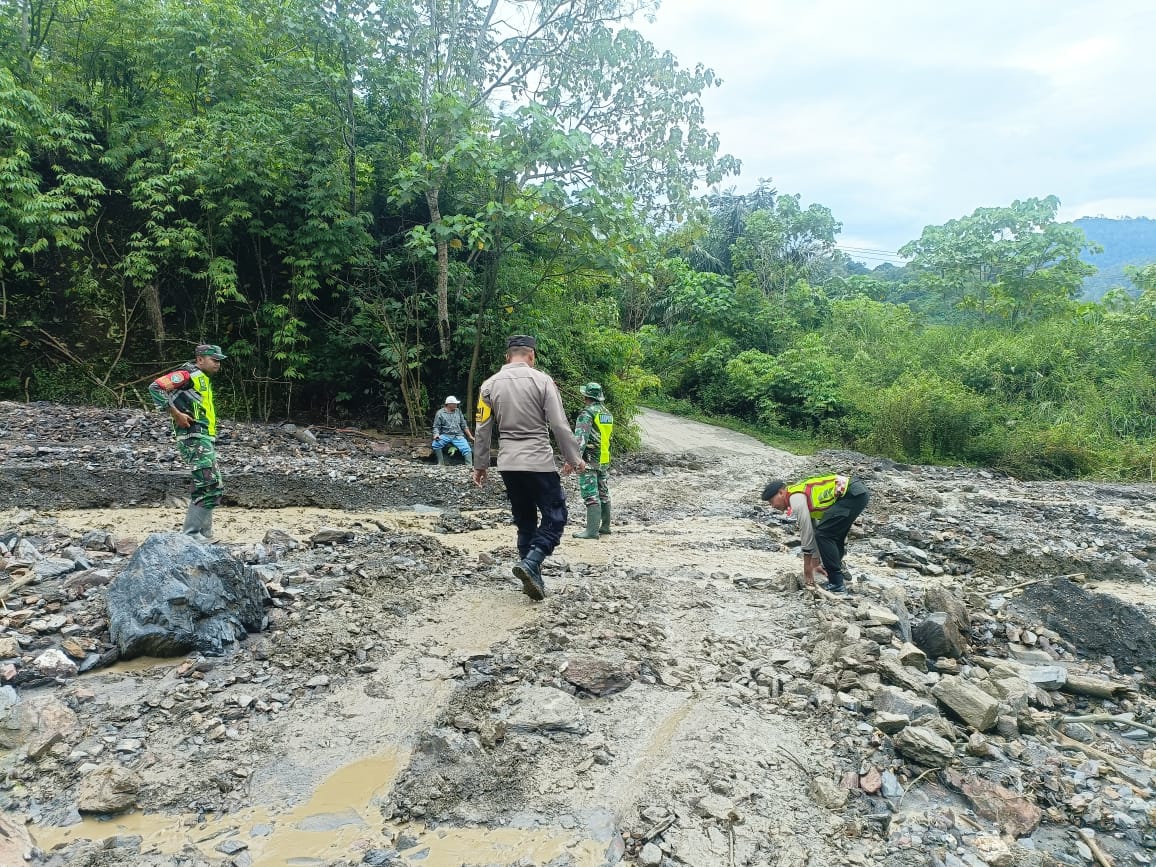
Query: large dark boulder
106 533 267 658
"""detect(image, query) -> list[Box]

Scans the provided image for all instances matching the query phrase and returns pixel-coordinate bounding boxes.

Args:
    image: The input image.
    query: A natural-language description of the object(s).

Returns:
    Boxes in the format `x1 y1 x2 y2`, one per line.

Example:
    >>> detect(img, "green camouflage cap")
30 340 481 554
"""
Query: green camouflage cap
195 343 228 359
579 382 604 400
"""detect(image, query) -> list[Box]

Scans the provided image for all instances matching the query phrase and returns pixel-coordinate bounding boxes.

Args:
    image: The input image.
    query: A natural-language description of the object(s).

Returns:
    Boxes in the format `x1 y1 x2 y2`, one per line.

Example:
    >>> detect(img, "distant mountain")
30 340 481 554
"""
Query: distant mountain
1072 216 1156 300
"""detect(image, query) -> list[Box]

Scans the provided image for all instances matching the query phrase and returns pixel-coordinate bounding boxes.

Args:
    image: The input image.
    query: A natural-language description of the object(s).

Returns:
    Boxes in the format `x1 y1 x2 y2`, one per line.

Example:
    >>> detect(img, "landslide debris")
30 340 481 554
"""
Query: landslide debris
2 402 1156 867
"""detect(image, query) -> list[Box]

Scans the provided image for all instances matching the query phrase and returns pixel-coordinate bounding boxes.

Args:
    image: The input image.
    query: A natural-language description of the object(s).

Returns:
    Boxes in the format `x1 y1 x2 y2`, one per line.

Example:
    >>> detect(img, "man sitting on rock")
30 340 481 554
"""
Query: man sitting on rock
761 473 870 593
431 395 473 465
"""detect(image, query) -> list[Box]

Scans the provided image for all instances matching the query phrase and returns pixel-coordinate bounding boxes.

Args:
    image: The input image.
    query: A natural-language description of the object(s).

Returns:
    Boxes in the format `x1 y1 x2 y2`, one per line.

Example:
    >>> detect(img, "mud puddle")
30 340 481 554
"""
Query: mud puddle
31 750 604 865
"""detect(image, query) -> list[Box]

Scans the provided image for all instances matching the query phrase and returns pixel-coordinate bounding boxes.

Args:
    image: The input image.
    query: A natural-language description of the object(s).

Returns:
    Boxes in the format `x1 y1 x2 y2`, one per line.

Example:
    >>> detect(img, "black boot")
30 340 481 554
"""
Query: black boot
598 502 611 535
512 547 547 601
516 530 532 562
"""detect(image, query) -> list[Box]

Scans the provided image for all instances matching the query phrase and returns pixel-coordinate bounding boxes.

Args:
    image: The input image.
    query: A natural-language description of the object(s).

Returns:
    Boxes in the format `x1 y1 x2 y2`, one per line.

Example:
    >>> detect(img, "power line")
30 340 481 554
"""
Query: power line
837 245 905 257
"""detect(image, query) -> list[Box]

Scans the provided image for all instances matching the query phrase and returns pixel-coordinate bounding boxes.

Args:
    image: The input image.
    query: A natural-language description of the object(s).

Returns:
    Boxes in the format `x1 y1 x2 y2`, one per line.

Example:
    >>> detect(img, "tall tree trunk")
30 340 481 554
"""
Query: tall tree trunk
466 244 499 421
425 187 450 356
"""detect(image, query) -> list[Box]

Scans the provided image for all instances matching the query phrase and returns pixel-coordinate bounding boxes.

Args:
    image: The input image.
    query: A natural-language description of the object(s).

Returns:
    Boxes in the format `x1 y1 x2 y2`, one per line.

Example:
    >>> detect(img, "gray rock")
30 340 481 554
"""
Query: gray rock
894 726 955 767
34 557 78 579
924 587 970 632
880 770 904 799
873 685 938 721
77 764 142 814
1008 645 1055 665
1017 664 1067 690
562 656 639 697
106 533 267 658
932 675 1000 732
0 695 78 750
34 648 78 678
639 842 663 866
502 686 588 734
311 527 354 544
898 642 928 672
912 612 967 659
877 657 928 693
808 776 849 809
873 711 910 734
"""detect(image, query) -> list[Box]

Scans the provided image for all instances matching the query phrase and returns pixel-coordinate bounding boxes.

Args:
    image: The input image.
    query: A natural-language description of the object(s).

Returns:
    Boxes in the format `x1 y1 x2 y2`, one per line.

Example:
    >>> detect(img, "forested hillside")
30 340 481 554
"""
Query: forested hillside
2 1 1154 479
1074 216 1156 300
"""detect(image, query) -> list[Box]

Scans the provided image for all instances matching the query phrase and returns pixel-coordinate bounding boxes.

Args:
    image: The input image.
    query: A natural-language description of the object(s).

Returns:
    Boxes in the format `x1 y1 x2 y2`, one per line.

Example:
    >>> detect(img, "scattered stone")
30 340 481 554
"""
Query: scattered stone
808 776 849 809
34 647 78 678
501 686 588 734
912 612 967 659
893 726 955 767
311 527 355 544
932 675 1000 732
561 656 639 696
77 764 143 814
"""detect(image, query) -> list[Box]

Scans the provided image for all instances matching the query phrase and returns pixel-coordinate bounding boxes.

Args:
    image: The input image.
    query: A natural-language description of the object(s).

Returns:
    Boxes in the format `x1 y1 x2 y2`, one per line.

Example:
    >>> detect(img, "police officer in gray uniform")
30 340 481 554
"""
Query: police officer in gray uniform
472 335 585 600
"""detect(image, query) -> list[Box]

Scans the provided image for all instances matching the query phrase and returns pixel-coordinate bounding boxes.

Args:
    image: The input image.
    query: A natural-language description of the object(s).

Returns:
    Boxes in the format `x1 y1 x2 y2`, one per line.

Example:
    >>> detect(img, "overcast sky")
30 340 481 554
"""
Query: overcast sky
634 0 1156 265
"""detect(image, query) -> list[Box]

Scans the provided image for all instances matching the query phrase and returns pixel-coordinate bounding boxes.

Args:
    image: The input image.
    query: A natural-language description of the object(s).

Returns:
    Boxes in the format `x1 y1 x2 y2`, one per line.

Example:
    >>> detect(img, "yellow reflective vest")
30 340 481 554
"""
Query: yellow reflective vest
787 474 848 522
189 369 217 437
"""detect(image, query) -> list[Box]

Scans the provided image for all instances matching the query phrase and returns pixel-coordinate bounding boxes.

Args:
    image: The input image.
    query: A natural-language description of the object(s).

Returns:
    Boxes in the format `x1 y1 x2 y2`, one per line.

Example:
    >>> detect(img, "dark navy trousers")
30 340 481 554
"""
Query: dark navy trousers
500 470 569 558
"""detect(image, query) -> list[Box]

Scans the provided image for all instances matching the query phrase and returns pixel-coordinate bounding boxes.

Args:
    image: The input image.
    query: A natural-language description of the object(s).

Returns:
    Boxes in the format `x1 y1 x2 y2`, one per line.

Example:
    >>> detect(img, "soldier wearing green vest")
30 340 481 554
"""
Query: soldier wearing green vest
761 473 870 593
149 343 228 541
571 382 614 539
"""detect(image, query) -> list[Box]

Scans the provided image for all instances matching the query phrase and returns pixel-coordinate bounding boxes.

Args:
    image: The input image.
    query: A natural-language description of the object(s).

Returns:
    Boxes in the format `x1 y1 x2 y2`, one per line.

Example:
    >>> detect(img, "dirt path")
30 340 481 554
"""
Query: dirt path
11 401 1156 866
22 409 851 867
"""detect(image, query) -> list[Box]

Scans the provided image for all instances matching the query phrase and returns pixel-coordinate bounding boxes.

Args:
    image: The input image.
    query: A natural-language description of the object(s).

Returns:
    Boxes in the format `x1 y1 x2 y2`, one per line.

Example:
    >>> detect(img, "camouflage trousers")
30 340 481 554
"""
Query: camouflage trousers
577 465 610 506
177 434 225 509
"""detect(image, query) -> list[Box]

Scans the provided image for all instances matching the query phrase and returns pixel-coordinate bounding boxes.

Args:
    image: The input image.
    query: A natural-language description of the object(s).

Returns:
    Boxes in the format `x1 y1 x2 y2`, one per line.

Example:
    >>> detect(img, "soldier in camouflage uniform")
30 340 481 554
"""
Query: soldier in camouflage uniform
571 382 614 539
148 344 227 541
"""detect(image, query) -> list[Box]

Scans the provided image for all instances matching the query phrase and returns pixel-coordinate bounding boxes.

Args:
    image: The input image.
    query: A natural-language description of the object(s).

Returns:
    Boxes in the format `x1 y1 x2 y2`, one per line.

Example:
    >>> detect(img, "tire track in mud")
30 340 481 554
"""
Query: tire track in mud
32 408 843 866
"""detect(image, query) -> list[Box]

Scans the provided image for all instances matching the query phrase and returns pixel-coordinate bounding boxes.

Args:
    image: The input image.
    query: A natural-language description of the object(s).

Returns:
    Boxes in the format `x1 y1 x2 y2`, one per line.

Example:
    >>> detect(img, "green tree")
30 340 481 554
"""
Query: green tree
899 196 1097 323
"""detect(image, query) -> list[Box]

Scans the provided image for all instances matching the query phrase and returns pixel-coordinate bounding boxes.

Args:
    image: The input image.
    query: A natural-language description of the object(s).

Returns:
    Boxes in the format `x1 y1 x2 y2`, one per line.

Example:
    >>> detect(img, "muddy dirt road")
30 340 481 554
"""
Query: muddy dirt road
5 403 1156 867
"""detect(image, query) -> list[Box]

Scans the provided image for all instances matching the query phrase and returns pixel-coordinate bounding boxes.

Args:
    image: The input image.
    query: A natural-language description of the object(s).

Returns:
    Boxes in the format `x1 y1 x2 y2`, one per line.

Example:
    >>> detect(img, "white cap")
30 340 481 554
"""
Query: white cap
444 395 460 404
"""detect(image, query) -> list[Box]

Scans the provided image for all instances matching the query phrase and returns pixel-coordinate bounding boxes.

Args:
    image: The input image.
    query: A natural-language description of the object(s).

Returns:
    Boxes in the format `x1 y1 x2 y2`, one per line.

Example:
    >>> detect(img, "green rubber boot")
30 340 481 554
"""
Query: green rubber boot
182 503 213 542
434 448 446 465
599 502 611 535
571 503 601 539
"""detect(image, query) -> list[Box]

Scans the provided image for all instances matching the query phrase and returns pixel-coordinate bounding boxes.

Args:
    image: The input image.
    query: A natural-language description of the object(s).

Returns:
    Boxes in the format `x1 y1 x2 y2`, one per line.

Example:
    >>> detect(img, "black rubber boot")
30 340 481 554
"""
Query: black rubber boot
598 502 611 535
571 504 601 539
516 530 532 562
512 548 547 601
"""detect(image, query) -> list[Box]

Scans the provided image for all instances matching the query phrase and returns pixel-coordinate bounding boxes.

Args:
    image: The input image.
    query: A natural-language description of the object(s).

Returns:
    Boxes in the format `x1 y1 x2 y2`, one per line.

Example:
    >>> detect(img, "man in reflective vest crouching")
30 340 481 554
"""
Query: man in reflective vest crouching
761 473 870 593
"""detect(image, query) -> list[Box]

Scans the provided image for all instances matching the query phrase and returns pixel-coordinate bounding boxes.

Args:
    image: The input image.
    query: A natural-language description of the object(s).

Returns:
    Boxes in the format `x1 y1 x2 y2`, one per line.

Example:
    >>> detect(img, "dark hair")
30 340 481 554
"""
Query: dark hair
761 479 786 501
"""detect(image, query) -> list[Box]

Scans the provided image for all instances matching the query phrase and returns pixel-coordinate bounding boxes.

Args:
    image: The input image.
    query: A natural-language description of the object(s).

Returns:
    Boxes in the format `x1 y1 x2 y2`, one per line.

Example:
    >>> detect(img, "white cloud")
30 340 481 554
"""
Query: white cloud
634 0 1156 253
1059 198 1156 222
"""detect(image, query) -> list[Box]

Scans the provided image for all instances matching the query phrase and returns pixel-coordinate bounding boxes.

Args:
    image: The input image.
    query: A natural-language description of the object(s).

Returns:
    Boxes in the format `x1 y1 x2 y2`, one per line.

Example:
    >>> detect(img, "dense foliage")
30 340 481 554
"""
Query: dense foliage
639 192 1156 480
3 1 1153 479
0 0 733 446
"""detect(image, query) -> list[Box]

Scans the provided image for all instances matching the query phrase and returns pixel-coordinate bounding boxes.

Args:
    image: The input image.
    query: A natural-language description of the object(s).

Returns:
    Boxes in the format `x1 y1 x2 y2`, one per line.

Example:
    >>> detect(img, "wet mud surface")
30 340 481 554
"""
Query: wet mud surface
3 402 1156 866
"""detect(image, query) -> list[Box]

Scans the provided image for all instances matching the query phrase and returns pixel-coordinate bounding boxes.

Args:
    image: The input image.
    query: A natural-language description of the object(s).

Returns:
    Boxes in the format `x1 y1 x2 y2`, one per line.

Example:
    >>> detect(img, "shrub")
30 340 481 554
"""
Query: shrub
862 374 988 463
